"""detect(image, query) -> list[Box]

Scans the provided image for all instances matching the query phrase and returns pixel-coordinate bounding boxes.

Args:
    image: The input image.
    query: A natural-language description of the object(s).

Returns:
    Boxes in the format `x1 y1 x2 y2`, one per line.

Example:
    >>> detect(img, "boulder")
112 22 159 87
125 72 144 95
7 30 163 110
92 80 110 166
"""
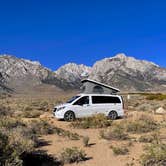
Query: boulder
155 107 166 114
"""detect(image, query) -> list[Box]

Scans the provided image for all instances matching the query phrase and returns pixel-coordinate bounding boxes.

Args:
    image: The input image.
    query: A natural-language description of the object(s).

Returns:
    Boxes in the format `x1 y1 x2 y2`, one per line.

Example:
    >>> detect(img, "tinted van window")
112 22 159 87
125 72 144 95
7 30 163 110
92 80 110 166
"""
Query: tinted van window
73 96 89 105
92 96 121 104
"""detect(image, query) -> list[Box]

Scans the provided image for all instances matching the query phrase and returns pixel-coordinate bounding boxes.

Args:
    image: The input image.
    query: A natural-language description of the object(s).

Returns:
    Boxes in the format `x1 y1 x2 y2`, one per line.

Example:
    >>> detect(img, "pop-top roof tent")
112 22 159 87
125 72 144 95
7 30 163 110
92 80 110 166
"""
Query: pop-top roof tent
81 79 120 94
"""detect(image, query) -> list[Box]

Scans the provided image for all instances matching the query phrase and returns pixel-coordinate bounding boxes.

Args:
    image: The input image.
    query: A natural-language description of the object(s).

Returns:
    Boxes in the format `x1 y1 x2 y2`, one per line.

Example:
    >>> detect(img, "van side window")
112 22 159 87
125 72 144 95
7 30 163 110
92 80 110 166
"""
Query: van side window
93 86 104 94
73 96 89 105
92 96 121 104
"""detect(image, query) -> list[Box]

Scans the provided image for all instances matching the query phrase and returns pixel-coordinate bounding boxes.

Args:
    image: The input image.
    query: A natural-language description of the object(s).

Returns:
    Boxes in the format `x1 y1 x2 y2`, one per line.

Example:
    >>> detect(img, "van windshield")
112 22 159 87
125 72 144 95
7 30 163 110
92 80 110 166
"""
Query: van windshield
66 96 80 103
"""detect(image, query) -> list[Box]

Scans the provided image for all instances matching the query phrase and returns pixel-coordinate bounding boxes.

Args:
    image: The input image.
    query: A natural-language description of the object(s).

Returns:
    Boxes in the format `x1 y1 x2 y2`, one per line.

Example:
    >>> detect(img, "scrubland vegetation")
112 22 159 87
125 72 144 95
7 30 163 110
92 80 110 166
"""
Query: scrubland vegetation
145 93 166 101
59 147 87 164
0 92 166 166
70 114 112 129
0 95 84 165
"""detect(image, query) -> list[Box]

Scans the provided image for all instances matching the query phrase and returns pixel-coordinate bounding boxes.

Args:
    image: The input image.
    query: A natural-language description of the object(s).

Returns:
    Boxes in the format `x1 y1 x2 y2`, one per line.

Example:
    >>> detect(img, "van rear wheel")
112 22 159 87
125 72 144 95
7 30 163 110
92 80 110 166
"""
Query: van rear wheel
108 111 118 120
64 111 75 121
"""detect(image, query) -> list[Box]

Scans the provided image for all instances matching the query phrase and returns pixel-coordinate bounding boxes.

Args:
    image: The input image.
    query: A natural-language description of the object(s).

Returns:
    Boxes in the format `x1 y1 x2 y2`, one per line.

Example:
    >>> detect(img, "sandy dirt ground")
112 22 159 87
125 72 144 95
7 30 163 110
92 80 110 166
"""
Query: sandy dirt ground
39 116 145 166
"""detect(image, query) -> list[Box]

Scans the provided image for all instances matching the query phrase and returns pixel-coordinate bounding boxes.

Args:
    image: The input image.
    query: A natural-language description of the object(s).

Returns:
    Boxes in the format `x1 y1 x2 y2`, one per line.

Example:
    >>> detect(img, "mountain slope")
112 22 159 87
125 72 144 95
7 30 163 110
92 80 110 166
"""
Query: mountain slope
54 63 91 89
0 55 58 92
89 54 166 91
0 54 166 93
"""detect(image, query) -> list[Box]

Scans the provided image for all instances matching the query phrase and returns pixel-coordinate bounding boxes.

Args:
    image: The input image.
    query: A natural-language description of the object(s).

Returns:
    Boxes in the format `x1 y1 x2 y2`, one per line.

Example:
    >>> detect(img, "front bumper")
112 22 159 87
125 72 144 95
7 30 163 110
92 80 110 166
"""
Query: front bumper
53 111 64 119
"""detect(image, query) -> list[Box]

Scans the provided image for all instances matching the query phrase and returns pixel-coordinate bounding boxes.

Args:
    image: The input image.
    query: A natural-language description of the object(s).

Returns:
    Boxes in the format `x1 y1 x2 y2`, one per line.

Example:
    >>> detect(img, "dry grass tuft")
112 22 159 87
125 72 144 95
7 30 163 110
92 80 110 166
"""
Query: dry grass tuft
70 114 112 129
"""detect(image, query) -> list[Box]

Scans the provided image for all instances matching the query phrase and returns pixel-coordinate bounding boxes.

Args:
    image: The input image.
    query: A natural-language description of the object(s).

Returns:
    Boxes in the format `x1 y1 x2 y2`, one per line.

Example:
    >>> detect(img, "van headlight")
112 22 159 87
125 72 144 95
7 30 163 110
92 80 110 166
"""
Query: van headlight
57 106 65 112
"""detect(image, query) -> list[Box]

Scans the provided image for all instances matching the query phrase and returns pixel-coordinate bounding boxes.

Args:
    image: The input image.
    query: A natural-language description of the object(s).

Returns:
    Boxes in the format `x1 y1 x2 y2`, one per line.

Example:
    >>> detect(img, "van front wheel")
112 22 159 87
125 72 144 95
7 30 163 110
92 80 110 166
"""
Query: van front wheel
64 111 75 121
108 111 118 120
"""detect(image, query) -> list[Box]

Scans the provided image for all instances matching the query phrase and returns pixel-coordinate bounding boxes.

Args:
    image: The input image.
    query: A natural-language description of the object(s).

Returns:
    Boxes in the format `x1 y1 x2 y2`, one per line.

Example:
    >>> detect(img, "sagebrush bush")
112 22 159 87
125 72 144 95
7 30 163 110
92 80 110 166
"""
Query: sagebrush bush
23 106 33 111
53 127 80 140
145 93 166 101
0 117 66 165
125 114 158 133
82 136 90 147
28 120 56 135
0 105 13 117
0 129 34 166
100 124 129 140
139 132 161 144
0 117 26 130
140 143 166 166
60 147 87 164
139 135 154 143
110 145 129 155
70 114 112 129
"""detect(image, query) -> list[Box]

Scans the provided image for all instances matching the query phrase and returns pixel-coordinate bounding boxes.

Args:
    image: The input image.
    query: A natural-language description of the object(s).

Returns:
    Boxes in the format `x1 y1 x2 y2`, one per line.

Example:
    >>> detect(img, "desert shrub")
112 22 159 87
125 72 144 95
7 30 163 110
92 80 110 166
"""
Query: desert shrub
38 101 49 111
59 147 87 164
110 145 129 155
100 124 129 140
139 132 161 144
82 136 90 147
23 106 33 111
146 93 166 101
0 116 63 165
0 117 26 129
70 114 112 129
54 127 80 140
139 135 154 143
27 120 80 140
0 129 34 166
140 143 166 166
125 114 158 133
28 120 56 135
0 128 60 166
21 110 42 118
0 105 13 117
136 103 154 112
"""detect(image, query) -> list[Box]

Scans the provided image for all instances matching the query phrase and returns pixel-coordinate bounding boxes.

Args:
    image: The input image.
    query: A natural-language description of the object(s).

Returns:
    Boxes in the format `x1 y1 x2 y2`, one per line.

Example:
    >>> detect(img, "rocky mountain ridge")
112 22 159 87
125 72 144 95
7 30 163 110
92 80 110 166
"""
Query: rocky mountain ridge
89 54 166 91
0 53 166 93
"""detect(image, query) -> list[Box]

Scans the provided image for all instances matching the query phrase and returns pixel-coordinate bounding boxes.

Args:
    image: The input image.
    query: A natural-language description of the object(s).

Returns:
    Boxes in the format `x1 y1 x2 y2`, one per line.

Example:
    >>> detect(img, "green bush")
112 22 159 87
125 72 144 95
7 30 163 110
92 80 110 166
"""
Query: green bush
0 115 63 165
54 127 80 140
0 105 13 117
139 135 154 143
23 106 33 111
38 101 49 111
0 129 34 166
60 147 87 164
0 117 26 129
125 114 158 133
110 145 129 155
139 132 161 143
140 143 166 166
82 136 90 147
100 124 129 140
70 114 112 129
28 120 80 140
146 93 166 101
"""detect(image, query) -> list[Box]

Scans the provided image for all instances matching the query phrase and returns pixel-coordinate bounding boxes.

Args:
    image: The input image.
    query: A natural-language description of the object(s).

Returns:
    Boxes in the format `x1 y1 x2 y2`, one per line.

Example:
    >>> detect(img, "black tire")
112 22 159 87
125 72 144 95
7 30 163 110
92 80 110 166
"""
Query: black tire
64 111 75 121
108 111 118 120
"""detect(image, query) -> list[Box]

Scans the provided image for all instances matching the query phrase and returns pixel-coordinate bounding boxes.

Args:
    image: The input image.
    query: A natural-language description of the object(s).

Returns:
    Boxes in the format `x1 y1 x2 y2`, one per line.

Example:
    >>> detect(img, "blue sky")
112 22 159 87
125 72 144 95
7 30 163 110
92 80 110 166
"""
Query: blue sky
0 0 166 70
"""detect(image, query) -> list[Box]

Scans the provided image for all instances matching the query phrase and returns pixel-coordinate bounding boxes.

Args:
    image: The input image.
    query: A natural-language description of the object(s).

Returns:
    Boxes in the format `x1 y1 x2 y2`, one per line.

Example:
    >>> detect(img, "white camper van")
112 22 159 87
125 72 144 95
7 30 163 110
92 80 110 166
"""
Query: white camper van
53 93 124 121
